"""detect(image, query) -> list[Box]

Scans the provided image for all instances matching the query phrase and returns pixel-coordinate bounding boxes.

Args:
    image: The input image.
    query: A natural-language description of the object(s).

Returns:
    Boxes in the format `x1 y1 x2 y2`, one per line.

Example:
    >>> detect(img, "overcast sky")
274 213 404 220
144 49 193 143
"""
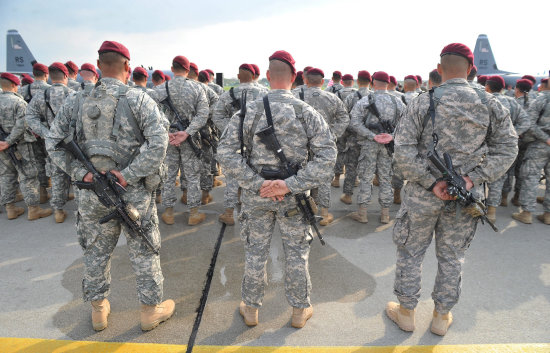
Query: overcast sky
1 0 549 80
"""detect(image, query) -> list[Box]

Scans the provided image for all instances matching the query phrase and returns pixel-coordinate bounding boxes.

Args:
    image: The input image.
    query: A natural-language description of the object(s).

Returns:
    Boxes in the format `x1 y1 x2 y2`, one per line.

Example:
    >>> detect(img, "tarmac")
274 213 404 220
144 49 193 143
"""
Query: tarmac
0 177 549 352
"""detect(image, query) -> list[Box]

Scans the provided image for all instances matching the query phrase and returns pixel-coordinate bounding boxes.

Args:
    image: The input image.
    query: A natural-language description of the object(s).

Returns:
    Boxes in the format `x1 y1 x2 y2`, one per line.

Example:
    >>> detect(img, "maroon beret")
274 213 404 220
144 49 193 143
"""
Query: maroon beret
199 70 210 81
307 68 324 77
133 67 149 78
477 75 488 85
404 75 418 83
98 40 130 60
521 75 536 84
49 62 69 76
172 56 190 71
269 50 296 74
488 75 505 90
1 72 21 86
357 70 371 81
251 64 260 76
389 76 397 85
152 70 165 80
165 75 171 81
205 69 214 76
65 61 78 74
372 71 390 83
440 43 474 65
80 63 98 78
21 74 34 85
342 74 354 81
296 71 303 79
332 71 342 77
540 78 548 84
516 79 533 91
33 63 49 74
304 66 313 73
239 63 255 74
416 75 422 84
190 62 198 74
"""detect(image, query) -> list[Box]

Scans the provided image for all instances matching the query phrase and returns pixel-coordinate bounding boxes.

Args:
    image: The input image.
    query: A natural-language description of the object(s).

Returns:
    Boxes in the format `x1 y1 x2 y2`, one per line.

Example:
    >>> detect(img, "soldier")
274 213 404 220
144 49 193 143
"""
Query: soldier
325 71 343 94
205 69 224 96
388 76 404 99
484 75 530 221
25 62 75 223
212 63 267 225
336 74 357 101
217 50 336 328
339 70 372 204
65 61 81 91
156 55 209 226
387 43 516 336
522 75 539 100
415 75 423 92
515 78 533 108
292 66 311 92
293 68 349 225
133 67 156 96
349 71 406 223
512 77 550 225
251 64 263 88
19 63 51 202
402 75 419 104
79 63 99 91
291 71 304 90
466 65 478 86
152 70 165 87
477 75 487 87
21 74 33 86
0 72 52 220
46 40 173 331
428 69 442 89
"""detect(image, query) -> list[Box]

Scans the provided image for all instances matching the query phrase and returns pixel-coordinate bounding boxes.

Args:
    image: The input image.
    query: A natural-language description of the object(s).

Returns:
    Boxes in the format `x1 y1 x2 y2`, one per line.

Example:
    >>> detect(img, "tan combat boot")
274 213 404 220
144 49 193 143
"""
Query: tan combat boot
180 189 187 204
213 177 224 187
350 206 368 223
161 207 175 225
15 189 24 202
140 299 175 331
91 298 110 331
373 175 379 186
39 186 50 204
431 310 453 336
201 190 213 205
393 188 402 204
537 196 545 204
380 208 390 224
340 194 352 205
291 306 313 328
500 192 508 207
28 205 52 221
55 209 67 223
331 174 341 188
385 301 415 332
511 192 520 207
218 208 235 225
537 212 550 225
487 206 497 223
6 203 24 220
512 210 532 224
188 207 206 226
319 208 334 226
239 301 258 326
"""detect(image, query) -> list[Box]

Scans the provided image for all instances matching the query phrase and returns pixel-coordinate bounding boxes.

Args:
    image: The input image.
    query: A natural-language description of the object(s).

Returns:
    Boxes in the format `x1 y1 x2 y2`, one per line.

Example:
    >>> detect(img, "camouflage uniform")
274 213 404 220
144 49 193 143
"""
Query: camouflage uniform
67 78 81 91
19 80 50 189
486 93 530 207
208 82 224 96
46 77 168 304
293 86 349 209
26 83 74 211
217 89 336 308
350 90 406 208
392 78 517 313
335 87 357 102
212 83 267 209
0 91 40 206
325 83 344 94
155 77 209 209
403 91 419 105
519 91 550 213
332 87 357 177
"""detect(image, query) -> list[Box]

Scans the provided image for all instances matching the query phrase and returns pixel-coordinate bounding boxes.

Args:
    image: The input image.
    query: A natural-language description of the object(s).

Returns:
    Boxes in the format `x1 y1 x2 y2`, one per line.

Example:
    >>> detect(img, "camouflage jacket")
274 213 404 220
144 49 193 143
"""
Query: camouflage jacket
292 86 349 138
153 76 209 136
344 87 371 113
217 89 336 194
67 78 81 91
350 90 406 144
492 92 530 135
25 83 74 138
18 80 50 103
526 90 550 144
0 91 33 145
335 87 357 102
403 91 419 105
394 78 517 189
45 77 168 185
325 83 344 94
208 82 224 96
212 82 267 132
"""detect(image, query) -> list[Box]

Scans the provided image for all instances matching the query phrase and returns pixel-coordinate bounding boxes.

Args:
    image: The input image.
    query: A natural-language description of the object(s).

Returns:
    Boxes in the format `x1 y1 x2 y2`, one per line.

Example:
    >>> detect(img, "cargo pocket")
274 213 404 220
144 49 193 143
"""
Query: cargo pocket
141 214 161 253
460 221 478 251
238 211 250 244
76 212 87 250
392 208 410 247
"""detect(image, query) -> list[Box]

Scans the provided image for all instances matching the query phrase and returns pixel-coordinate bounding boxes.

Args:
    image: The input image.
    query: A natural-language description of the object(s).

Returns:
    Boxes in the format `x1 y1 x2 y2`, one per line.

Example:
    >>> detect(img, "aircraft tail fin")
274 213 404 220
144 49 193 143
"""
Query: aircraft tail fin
6 30 37 74
473 34 513 75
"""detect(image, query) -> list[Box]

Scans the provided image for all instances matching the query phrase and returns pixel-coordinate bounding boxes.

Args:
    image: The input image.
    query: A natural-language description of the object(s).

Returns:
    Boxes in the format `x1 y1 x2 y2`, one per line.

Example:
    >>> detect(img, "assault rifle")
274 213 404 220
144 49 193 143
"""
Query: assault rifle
59 138 160 254
365 94 395 155
427 149 498 232
0 125 25 173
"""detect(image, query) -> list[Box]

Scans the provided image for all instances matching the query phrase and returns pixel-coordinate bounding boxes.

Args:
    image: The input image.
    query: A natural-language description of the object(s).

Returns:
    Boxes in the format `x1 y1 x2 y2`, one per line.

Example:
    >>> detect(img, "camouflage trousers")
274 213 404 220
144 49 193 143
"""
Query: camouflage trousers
311 180 331 209
503 143 527 194
32 138 49 188
224 177 239 209
47 158 71 210
334 137 347 175
393 182 478 314
77 185 163 305
163 143 202 208
519 143 550 212
357 141 393 208
180 144 214 192
487 171 509 207
239 190 312 309
0 143 39 206
342 143 361 196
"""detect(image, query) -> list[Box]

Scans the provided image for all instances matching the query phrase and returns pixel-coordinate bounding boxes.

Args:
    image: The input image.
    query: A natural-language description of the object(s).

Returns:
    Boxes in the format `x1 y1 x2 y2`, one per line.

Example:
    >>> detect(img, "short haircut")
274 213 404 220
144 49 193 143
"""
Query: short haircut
487 80 503 92
238 69 253 81
306 73 323 85
133 72 147 82
357 77 370 85
49 68 66 81
172 61 187 72
332 73 341 80
294 75 304 86
404 79 417 90
440 54 469 76
429 70 442 85
516 81 531 92
65 64 76 75
198 71 209 83
32 68 46 78
98 52 126 66
152 72 164 82
467 65 478 81
0 78 15 89
268 60 292 82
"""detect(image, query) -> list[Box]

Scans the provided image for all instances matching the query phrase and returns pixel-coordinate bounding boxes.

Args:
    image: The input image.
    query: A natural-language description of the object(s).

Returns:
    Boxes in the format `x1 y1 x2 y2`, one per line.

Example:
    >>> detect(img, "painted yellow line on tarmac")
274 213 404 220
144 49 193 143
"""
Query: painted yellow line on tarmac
1 337 550 353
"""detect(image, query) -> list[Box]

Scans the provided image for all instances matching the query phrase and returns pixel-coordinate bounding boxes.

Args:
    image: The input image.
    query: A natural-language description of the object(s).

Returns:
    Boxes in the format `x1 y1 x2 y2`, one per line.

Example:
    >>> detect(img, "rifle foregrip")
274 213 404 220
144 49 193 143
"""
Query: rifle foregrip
74 181 94 190
99 211 118 224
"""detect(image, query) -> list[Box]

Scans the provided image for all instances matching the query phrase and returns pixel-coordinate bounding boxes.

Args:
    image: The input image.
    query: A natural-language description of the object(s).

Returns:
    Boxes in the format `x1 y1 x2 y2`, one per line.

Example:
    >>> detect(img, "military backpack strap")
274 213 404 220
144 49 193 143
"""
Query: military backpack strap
337 90 342 100
25 84 32 103
299 87 305 101
401 95 407 105
238 89 248 157
356 91 362 100
229 87 240 109
44 88 55 124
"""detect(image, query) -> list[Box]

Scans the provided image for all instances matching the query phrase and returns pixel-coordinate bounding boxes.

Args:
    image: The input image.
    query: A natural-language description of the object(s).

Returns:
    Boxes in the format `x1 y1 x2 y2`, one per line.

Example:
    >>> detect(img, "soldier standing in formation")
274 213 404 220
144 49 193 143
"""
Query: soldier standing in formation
325 70 343 94
65 61 82 91
79 63 99 91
